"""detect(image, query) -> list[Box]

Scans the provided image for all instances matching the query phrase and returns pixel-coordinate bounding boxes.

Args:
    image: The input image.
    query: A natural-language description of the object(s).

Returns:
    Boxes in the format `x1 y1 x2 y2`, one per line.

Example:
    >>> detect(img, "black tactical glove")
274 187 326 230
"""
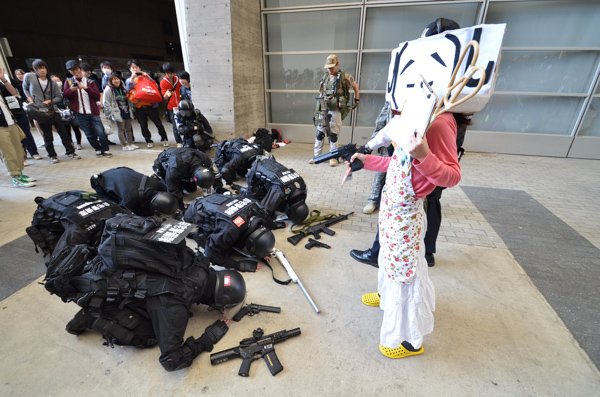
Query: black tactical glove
273 221 287 229
197 319 229 352
237 259 259 272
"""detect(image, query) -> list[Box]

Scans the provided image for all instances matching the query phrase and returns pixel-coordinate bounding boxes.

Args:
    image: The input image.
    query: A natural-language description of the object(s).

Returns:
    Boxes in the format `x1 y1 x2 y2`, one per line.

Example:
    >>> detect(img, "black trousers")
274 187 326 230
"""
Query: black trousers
38 116 75 157
135 106 167 143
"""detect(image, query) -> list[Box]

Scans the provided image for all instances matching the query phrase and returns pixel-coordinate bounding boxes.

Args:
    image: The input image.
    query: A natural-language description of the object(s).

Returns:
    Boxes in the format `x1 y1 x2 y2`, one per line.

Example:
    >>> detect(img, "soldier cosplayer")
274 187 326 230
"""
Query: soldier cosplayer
153 147 223 210
213 138 266 186
64 259 246 372
39 211 247 372
244 155 309 224
90 167 178 217
184 193 282 272
175 99 215 151
26 190 128 257
310 54 360 167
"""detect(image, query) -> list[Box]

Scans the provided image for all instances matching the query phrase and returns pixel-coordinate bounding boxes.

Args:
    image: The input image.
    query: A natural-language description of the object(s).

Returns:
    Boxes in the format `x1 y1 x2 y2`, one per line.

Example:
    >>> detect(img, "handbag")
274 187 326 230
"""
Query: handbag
26 103 53 123
133 76 163 104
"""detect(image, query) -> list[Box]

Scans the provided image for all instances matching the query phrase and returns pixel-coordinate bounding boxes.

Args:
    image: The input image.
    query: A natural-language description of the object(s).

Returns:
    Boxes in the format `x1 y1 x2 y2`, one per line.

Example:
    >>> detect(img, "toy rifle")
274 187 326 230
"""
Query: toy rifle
287 211 354 246
314 96 332 137
210 327 301 377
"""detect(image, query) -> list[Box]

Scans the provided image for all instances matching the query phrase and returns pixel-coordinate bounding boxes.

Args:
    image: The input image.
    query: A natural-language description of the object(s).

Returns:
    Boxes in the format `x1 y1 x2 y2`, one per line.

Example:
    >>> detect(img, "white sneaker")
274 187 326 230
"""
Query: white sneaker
24 159 30 167
103 151 113 158
177 143 183 148
77 144 84 150
162 141 169 147
123 145 132 151
130 144 139 149
51 157 60 164
96 150 103 158
147 142 154 148
363 203 378 214
12 177 36 188
33 154 43 160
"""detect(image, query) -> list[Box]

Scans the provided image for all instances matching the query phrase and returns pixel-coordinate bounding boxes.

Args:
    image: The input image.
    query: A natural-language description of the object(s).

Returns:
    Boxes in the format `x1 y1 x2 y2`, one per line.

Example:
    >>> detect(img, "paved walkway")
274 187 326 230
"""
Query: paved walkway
1 128 599 396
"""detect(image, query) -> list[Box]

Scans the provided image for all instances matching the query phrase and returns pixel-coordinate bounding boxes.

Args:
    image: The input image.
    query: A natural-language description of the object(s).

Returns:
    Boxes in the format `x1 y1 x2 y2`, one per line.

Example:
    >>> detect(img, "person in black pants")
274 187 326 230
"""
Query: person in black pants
125 60 169 148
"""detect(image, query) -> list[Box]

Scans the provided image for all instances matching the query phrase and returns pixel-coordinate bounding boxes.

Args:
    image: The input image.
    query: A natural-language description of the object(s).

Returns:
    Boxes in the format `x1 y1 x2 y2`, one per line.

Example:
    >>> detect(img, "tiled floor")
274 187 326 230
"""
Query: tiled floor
1 126 599 395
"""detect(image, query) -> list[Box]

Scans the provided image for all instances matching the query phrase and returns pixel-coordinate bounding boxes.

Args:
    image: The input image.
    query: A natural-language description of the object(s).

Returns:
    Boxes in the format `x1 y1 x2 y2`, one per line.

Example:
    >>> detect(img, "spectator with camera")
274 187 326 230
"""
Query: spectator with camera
63 60 112 158
22 59 79 163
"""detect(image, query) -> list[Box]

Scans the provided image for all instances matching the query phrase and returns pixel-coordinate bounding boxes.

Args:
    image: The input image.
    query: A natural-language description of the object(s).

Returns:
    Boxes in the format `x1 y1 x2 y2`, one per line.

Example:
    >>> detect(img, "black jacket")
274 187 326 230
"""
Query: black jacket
153 148 222 209
90 167 168 216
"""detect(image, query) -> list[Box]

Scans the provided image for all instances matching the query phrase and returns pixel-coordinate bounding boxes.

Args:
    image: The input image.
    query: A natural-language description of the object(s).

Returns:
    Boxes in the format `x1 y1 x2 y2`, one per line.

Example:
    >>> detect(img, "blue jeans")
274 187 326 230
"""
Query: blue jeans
76 114 109 152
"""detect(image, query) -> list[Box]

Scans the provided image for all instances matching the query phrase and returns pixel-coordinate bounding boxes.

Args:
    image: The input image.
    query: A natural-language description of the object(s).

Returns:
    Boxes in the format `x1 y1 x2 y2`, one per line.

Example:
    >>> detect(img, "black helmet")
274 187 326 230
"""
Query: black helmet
150 192 178 215
214 270 246 311
245 225 275 258
193 167 215 188
285 200 309 224
179 99 194 118
421 18 460 38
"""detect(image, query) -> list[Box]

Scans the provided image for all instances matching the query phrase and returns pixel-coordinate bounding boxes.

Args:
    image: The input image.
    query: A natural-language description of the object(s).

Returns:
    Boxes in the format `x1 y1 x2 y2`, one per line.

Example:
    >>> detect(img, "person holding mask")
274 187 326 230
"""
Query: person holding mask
63 60 112 158
348 17 463 360
103 73 136 150
160 62 183 147
22 59 79 164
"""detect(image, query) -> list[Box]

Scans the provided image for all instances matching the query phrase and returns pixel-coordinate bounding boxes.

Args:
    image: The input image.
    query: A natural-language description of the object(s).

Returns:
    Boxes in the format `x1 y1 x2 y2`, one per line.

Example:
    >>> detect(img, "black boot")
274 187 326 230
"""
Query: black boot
350 249 378 267
425 253 435 267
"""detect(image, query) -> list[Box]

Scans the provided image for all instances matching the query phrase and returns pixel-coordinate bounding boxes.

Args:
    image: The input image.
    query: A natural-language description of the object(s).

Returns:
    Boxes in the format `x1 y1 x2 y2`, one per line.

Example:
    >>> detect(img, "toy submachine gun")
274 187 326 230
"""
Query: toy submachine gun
210 327 301 377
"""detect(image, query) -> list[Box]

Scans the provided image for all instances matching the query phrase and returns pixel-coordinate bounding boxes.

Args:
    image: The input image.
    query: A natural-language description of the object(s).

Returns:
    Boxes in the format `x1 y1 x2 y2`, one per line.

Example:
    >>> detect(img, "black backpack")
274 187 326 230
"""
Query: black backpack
97 214 196 278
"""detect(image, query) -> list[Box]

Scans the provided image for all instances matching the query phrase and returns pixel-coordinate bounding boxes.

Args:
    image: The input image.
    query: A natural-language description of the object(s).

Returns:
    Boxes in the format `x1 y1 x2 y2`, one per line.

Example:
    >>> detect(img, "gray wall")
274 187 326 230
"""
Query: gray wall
180 0 265 140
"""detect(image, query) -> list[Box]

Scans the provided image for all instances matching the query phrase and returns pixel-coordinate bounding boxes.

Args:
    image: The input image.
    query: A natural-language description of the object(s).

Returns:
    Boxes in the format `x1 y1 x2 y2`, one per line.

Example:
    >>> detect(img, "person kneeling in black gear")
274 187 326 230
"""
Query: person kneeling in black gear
175 99 215 151
90 167 178 217
245 155 309 224
184 193 282 272
213 138 266 186
26 190 129 257
153 147 223 210
63 259 246 372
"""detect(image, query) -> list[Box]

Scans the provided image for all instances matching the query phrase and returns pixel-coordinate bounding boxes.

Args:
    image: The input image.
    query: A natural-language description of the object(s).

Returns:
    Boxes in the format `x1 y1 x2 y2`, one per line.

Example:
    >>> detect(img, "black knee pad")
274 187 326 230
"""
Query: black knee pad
316 131 325 141
329 133 339 143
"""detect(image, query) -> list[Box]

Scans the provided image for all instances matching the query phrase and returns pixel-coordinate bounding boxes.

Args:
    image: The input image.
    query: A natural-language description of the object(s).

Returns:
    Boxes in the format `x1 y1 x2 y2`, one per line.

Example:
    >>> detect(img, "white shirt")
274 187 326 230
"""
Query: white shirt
74 77 92 114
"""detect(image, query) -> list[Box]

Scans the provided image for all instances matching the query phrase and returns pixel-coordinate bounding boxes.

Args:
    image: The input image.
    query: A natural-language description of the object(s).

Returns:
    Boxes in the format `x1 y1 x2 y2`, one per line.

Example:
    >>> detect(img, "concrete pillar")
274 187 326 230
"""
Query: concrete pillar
175 0 265 141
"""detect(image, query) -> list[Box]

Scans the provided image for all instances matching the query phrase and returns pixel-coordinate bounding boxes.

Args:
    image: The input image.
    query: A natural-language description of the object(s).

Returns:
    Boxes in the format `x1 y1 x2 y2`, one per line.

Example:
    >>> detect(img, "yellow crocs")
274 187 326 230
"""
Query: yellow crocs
379 343 424 359
361 292 380 306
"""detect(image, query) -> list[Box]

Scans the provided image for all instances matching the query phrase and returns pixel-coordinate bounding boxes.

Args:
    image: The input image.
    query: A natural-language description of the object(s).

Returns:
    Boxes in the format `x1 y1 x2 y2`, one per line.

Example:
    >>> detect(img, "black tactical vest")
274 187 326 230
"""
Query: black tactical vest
246 157 306 201
184 194 260 236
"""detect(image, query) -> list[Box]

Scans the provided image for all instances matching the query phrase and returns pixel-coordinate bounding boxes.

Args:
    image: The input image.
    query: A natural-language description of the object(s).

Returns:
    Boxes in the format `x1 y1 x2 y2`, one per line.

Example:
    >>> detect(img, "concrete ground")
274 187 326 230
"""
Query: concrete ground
1 125 599 396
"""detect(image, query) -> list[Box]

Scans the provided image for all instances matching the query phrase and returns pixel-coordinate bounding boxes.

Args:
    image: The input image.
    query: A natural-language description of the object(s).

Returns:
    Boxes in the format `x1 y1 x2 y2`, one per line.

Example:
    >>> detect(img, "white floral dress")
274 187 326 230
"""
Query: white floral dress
377 143 436 349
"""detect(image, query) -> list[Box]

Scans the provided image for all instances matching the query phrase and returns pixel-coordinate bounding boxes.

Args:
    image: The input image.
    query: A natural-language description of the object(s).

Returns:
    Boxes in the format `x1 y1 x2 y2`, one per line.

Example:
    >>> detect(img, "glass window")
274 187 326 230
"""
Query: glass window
495 50 600 93
360 53 392 91
471 95 585 135
578 97 600 137
265 0 359 8
486 1 600 48
267 54 357 90
363 3 481 50
268 92 352 126
265 9 361 52
355 93 387 128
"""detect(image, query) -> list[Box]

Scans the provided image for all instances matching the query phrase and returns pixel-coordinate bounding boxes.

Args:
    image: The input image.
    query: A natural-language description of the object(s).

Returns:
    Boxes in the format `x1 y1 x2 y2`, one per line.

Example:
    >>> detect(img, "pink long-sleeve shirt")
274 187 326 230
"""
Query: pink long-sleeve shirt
363 112 461 198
